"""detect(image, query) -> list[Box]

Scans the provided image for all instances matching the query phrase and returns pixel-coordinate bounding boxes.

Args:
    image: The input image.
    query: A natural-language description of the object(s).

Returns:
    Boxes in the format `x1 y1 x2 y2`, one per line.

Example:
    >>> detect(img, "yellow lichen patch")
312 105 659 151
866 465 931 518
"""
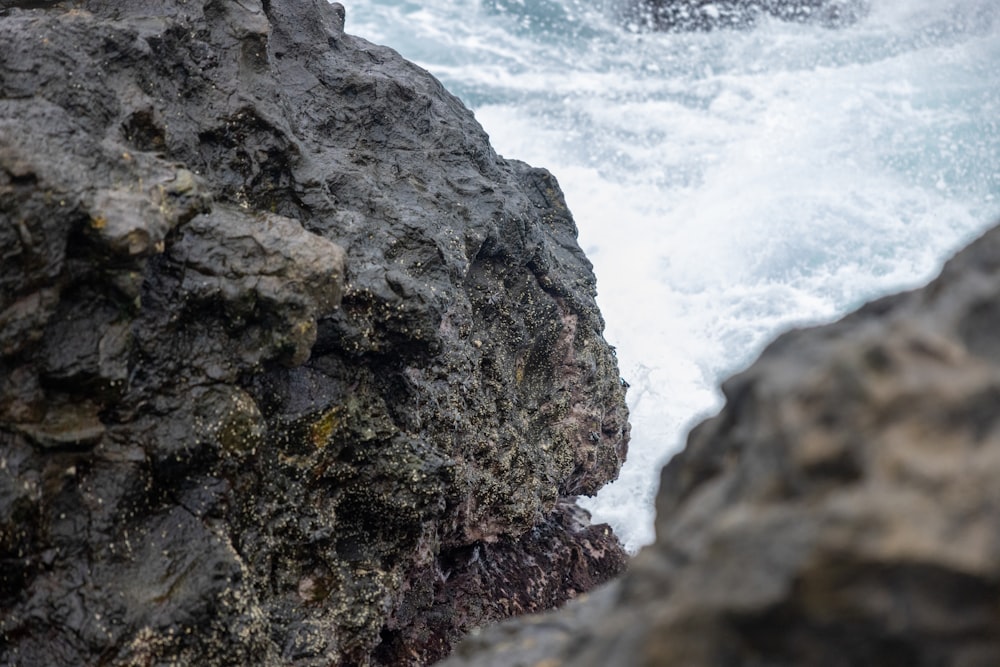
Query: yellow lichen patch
310 407 341 448
90 214 107 230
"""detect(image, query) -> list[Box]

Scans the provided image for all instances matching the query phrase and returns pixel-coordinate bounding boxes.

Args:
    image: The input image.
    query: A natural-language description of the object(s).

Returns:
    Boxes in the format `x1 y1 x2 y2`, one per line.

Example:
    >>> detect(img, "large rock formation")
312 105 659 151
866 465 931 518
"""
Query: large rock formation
622 0 869 31
0 1 630 665
440 222 1000 666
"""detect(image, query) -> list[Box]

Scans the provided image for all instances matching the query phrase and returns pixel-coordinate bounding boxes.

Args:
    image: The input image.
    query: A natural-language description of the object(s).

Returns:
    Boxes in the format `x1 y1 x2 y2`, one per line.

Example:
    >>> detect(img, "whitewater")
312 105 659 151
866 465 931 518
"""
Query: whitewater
343 0 1000 552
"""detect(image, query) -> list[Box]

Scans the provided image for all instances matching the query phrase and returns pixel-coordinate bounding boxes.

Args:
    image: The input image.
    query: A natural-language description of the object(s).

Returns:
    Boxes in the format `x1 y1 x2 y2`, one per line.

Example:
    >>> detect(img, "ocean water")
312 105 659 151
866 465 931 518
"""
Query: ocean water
342 0 1000 552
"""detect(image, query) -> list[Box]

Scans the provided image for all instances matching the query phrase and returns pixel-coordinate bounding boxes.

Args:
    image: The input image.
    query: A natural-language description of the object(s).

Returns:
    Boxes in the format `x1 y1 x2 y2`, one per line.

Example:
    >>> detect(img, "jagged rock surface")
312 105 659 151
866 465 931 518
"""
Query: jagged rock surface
0 1 630 665
440 224 1000 667
621 0 869 31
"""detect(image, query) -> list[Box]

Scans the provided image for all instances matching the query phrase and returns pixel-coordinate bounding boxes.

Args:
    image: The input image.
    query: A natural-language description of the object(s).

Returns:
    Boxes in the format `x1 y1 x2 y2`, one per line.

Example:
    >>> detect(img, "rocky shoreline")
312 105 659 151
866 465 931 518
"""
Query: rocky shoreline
0 1 628 664
4 1 1000 666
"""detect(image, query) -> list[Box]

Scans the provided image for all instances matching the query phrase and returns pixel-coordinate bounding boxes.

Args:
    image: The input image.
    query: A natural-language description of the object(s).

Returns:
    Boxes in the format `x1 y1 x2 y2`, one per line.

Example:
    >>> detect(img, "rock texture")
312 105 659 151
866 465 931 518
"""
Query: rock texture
0 1 629 665
622 0 869 31
440 223 1000 667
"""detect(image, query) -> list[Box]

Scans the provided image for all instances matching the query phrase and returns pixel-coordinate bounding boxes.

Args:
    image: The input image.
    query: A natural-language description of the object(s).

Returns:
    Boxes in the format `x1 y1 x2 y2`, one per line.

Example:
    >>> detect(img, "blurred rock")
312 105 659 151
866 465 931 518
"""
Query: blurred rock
439 225 1000 666
0 1 628 665
621 0 869 31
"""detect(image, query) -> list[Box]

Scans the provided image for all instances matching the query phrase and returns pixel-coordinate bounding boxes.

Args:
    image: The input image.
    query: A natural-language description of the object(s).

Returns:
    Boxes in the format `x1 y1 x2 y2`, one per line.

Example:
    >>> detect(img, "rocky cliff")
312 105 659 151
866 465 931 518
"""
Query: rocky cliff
440 223 1000 666
0 1 630 665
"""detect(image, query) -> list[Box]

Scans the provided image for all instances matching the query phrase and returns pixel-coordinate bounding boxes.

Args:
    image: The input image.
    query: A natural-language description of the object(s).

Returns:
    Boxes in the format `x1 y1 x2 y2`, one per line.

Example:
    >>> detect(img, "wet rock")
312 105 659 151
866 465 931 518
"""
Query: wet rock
622 0 869 31
0 1 628 666
438 223 1000 666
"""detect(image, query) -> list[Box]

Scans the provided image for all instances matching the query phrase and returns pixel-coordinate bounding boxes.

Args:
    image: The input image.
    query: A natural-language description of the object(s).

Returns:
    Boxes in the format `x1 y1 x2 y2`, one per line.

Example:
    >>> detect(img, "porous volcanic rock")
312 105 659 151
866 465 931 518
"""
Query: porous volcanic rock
439 224 1000 667
622 0 869 31
0 1 630 665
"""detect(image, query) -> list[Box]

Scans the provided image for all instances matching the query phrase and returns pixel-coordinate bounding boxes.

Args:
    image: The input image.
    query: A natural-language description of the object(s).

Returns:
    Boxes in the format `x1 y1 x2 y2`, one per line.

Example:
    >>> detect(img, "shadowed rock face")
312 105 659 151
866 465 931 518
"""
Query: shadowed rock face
621 0 869 31
439 224 1000 667
0 1 629 665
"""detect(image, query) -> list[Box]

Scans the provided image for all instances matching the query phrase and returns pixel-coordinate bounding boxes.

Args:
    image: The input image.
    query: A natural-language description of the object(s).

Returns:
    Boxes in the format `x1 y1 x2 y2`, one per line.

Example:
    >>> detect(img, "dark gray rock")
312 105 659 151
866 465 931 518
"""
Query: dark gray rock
438 223 1000 666
0 1 629 665
621 0 869 31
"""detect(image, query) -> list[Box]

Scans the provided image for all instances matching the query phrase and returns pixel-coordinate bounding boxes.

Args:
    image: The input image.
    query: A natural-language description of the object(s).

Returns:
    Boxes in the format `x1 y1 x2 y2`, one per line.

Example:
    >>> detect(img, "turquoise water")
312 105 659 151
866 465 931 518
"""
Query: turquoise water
342 0 1000 551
